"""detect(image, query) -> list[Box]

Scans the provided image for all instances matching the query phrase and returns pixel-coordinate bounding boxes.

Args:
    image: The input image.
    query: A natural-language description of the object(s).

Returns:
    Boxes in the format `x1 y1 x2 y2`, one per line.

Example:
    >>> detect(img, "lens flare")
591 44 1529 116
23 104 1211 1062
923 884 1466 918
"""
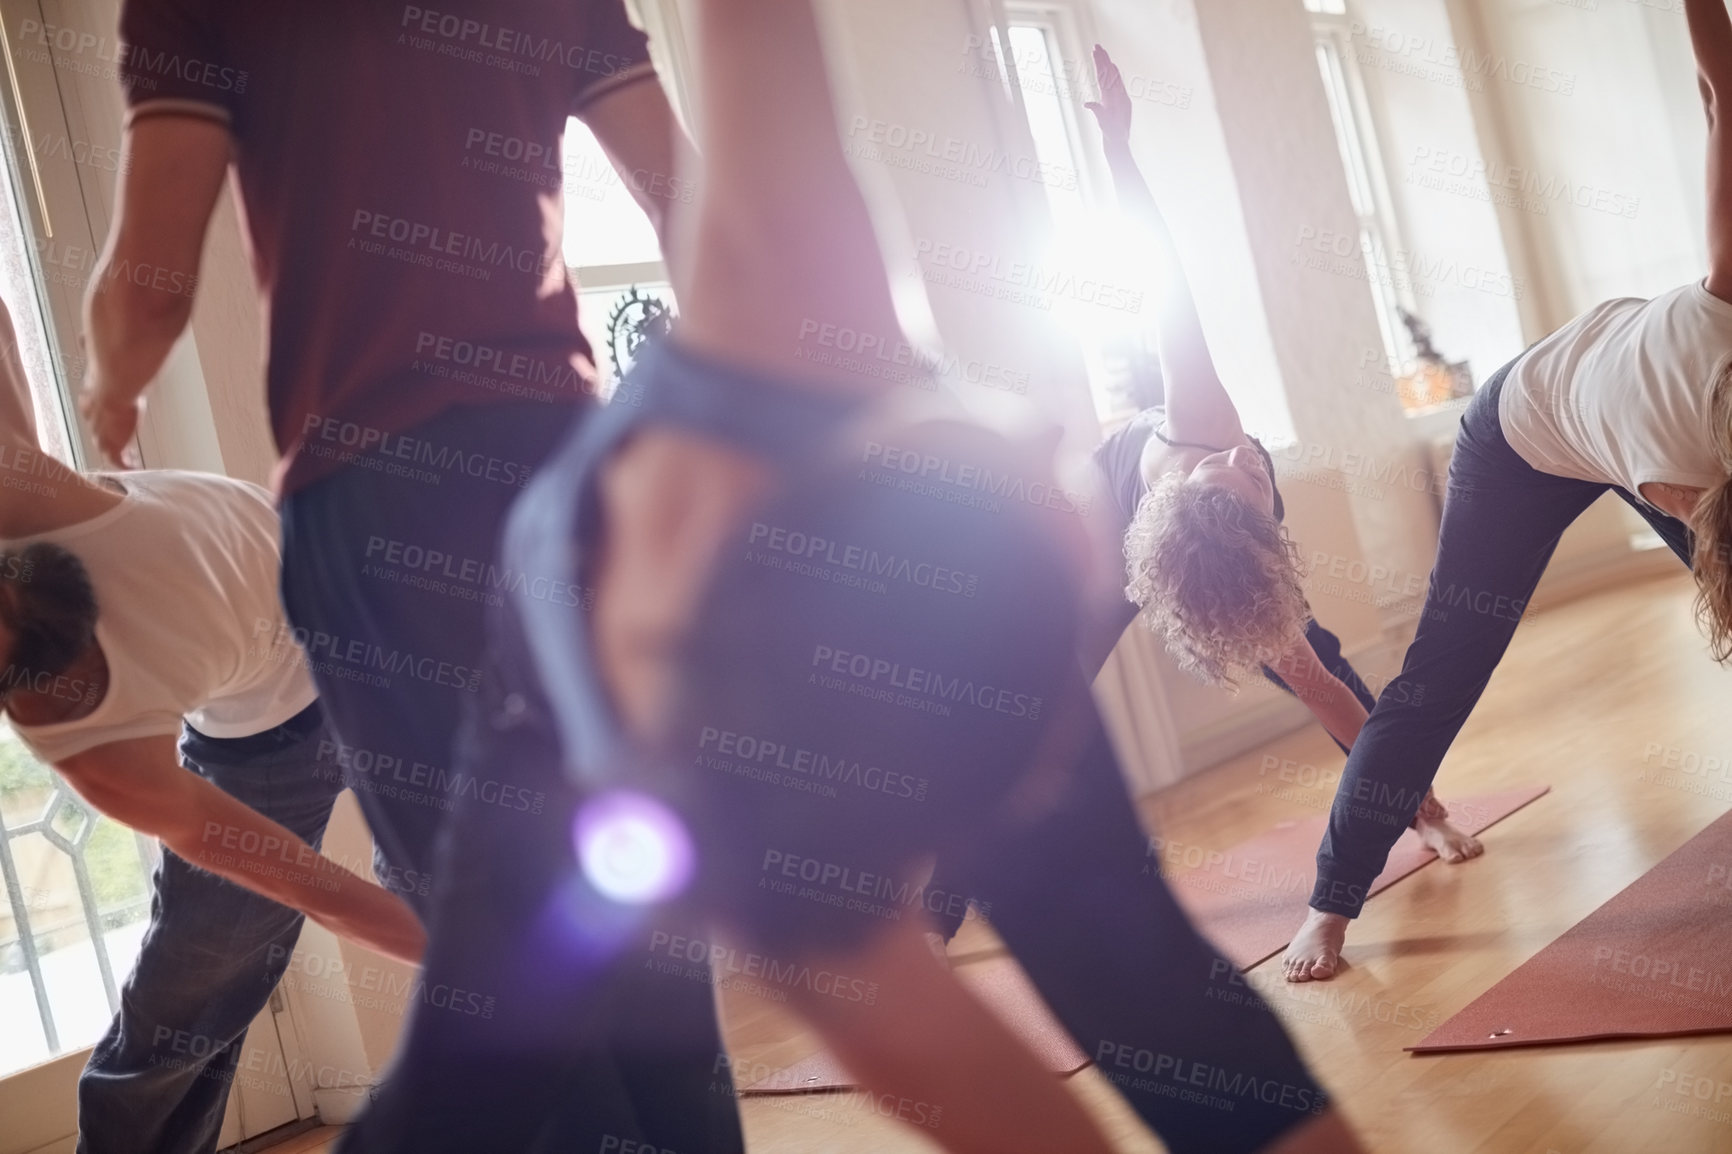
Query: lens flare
573 791 694 905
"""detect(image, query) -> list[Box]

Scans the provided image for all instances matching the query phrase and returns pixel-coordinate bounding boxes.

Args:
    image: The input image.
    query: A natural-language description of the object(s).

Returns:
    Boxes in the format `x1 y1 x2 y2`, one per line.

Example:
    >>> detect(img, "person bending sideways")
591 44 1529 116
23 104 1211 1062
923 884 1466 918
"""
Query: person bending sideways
924 44 1478 955
1283 0 1732 982
0 301 420 1154
82 1 738 1150
350 4 1367 1153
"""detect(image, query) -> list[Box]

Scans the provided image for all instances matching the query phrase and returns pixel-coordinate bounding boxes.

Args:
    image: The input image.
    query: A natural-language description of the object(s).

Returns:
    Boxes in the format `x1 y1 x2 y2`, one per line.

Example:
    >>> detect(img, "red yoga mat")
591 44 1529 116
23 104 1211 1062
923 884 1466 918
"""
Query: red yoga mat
1169 785 1551 970
742 955 1089 1094
741 786 1547 1094
1410 807 1732 1054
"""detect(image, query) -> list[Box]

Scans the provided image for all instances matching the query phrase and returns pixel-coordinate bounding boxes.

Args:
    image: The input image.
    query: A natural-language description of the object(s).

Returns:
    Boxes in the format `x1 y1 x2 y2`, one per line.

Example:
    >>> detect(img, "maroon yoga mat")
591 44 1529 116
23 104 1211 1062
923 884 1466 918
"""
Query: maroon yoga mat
1169 785 1551 970
1410 807 1732 1053
741 786 1547 1094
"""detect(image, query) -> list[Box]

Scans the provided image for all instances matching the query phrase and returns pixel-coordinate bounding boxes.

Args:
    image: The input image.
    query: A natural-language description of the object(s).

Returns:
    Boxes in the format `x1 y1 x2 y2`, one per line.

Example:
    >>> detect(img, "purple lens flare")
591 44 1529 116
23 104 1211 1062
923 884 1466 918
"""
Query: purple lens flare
573 791 695 905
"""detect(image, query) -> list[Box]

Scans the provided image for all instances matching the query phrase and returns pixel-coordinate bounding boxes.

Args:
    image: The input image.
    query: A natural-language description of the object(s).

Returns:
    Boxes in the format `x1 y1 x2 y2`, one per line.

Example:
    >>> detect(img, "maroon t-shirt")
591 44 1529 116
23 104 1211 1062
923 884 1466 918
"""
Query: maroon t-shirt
118 1 655 494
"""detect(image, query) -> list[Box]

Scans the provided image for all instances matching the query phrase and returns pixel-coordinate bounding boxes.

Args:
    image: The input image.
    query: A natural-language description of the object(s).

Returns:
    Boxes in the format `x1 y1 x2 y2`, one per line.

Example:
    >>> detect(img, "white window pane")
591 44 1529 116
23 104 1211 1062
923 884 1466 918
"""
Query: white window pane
1007 25 1086 235
562 117 665 270
1304 0 1348 14
0 727 153 1078
1315 41 1377 219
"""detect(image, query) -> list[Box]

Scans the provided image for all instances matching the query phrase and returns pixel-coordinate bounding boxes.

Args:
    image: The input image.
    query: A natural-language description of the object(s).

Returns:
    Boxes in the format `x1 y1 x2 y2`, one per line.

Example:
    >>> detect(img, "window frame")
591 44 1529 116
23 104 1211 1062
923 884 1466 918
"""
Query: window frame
1305 2 1419 377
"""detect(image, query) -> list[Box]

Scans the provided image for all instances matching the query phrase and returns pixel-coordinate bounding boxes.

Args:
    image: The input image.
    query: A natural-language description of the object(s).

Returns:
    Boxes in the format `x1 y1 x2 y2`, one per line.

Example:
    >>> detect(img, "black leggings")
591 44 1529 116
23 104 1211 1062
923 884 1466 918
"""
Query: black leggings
1311 361 1694 917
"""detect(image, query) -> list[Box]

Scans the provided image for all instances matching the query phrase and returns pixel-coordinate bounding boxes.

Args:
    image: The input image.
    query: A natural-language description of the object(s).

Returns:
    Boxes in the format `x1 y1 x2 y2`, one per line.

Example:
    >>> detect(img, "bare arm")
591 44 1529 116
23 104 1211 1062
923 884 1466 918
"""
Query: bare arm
1266 635 1367 750
57 736 425 963
1086 45 1242 448
82 116 231 467
1686 0 1732 299
579 73 700 299
678 0 905 388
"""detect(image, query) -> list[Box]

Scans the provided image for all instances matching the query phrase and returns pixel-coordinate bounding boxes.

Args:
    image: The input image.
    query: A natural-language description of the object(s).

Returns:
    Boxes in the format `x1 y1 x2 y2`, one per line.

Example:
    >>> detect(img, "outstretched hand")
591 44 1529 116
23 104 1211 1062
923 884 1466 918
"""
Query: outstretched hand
1084 44 1132 149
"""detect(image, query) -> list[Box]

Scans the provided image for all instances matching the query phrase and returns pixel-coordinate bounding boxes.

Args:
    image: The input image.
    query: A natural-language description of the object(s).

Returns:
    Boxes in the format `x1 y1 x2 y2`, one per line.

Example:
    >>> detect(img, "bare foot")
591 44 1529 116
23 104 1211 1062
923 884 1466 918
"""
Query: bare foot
1283 909 1349 983
1414 812 1483 864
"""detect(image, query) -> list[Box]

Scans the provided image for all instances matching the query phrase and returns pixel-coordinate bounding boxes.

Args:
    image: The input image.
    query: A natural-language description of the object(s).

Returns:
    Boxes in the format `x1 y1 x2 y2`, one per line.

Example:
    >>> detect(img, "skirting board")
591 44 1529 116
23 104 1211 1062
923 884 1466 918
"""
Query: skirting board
313 1083 377 1125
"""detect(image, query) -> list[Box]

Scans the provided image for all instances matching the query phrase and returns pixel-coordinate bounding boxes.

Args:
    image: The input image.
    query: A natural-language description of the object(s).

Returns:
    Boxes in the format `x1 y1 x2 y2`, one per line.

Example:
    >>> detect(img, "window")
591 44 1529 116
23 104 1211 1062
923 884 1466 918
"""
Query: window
0 58 155 1076
563 117 677 397
0 725 155 1078
990 4 1166 425
1305 0 1416 381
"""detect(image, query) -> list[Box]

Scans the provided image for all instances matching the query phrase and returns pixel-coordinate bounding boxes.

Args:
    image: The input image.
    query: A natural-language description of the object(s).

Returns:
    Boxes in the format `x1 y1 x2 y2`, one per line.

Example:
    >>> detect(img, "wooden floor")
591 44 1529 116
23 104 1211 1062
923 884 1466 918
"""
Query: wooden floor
280 572 1732 1154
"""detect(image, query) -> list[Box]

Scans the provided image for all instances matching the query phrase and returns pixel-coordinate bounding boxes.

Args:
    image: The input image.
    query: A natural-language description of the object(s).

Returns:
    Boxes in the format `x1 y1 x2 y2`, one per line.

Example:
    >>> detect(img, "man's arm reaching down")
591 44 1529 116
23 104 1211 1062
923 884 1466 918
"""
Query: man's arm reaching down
58 735 425 963
82 115 231 467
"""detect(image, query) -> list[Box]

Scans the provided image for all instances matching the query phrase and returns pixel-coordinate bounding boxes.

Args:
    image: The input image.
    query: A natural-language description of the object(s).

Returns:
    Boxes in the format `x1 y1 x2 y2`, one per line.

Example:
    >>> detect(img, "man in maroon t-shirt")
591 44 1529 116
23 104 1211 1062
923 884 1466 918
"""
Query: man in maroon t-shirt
79 3 737 1152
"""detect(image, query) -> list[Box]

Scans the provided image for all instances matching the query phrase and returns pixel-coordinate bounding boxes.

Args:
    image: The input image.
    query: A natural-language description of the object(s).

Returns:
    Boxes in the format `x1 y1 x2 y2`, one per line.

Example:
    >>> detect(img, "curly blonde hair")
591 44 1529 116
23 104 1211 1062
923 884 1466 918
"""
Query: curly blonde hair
1124 472 1311 687
1692 351 1732 662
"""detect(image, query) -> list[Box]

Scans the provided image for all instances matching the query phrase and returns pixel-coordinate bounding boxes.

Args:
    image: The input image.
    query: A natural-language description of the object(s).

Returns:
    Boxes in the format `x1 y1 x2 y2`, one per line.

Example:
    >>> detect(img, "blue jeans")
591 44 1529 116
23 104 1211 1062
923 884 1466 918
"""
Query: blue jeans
77 702 342 1154
1311 361 1695 917
275 402 743 1154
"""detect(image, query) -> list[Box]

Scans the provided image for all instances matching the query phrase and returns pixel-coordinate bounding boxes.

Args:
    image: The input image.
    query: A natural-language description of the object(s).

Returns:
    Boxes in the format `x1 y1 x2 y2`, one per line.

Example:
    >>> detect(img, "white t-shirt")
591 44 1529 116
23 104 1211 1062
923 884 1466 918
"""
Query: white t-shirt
5 471 316 762
1499 281 1732 497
